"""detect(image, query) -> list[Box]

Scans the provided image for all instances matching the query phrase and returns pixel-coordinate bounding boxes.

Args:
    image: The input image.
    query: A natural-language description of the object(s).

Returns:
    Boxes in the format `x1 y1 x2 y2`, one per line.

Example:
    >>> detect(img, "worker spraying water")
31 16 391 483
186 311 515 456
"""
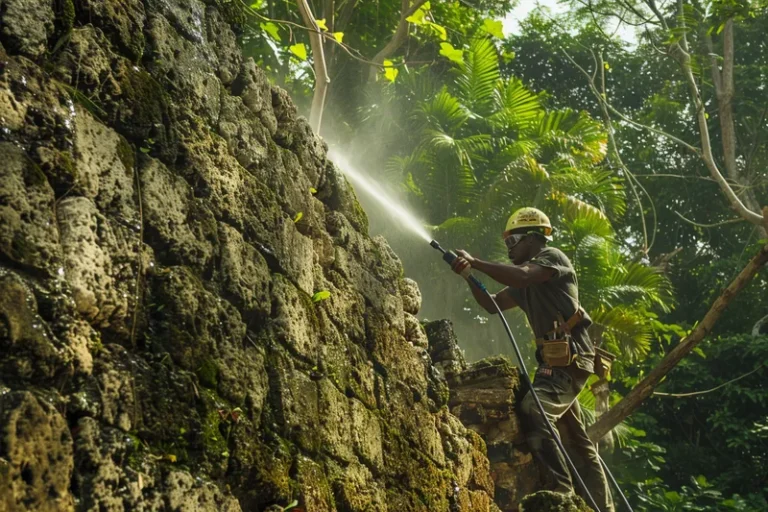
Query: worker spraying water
436 208 617 512
333 151 631 511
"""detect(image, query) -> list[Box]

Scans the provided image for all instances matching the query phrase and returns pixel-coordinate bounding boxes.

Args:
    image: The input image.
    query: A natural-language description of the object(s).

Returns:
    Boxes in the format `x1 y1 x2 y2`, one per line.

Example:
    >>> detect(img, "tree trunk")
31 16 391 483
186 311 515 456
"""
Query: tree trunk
588 241 768 441
708 20 767 237
367 0 427 82
591 379 614 451
297 0 329 133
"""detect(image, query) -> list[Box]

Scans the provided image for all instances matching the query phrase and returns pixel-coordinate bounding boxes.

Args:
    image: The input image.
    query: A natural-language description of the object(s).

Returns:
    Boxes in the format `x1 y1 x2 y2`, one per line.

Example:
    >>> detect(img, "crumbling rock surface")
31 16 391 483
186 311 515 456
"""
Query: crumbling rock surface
0 0 512 510
426 320 542 510
519 491 593 512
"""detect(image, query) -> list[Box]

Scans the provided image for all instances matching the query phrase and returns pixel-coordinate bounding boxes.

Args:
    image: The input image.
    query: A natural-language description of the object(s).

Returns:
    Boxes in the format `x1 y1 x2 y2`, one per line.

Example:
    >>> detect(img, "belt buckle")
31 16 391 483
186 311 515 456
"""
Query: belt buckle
537 366 553 377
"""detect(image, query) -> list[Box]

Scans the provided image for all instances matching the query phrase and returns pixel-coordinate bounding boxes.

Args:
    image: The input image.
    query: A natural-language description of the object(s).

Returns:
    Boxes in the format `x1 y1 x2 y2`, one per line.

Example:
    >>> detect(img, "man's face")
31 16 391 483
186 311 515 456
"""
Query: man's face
504 233 528 264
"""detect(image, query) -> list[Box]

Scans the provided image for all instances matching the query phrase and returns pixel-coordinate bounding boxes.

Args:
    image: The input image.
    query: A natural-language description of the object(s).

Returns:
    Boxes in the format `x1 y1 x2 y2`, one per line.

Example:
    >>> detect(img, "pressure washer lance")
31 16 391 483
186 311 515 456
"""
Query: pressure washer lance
430 239 634 512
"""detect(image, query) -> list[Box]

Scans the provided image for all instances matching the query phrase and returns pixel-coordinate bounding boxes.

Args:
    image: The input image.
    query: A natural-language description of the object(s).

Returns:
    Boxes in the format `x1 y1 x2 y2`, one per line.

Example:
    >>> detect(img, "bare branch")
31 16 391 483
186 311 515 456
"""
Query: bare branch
297 0 329 132
674 210 745 228
672 40 764 226
754 313 768 336
589 241 768 441
644 0 670 30
368 0 428 81
653 363 764 397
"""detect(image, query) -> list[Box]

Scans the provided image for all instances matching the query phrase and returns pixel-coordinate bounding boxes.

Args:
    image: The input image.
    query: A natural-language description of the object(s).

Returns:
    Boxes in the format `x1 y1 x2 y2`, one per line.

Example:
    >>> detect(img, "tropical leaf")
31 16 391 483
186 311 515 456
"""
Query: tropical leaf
455 37 500 117
591 306 654 360
491 78 542 131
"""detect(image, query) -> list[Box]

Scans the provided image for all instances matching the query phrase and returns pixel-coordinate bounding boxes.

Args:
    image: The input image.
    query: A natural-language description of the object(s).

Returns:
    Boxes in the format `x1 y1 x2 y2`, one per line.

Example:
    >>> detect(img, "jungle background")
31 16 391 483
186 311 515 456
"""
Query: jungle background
241 0 768 509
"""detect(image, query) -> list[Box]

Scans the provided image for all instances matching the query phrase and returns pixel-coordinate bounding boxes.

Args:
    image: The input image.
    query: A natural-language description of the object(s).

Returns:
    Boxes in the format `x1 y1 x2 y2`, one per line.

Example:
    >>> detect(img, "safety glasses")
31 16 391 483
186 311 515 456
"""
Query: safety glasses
504 233 526 250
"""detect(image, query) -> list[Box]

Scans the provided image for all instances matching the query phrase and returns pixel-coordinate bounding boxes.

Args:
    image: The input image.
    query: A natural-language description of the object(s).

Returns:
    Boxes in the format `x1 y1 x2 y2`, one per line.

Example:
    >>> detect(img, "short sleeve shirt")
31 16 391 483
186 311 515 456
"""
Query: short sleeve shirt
504 247 595 373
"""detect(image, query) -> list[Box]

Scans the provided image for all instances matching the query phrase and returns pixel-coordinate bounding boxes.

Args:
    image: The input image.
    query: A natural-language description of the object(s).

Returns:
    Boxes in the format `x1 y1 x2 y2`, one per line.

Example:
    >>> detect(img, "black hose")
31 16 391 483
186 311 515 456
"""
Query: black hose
470 276 603 512
479 277 635 512
600 455 634 512
431 241 632 511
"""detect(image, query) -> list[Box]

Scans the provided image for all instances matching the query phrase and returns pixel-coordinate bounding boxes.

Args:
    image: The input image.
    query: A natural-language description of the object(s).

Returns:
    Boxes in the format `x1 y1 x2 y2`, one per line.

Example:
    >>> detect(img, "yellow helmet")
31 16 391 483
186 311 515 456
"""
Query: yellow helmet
503 207 553 240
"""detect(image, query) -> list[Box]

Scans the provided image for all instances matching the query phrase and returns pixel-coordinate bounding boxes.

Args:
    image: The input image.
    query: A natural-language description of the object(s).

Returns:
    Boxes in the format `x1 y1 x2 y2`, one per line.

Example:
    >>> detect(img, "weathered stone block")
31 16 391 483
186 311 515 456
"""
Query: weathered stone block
405 312 429 349
205 6 241 85
145 13 222 121
520 490 592 512
232 58 278 135
296 458 334 512
0 272 73 384
0 391 74 512
57 197 136 331
74 0 146 59
72 107 137 217
350 398 383 471
399 277 422 315
218 223 270 319
0 143 61 273
0 0 54 58
268 351 320 453
140 158 217 271
270 275 319 361
318 378 355 463
329 460 388 512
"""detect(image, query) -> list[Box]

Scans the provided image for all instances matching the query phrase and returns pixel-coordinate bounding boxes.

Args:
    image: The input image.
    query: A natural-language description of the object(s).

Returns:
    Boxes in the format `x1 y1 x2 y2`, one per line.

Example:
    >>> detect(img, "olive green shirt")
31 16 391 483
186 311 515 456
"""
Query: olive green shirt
504 247 595 373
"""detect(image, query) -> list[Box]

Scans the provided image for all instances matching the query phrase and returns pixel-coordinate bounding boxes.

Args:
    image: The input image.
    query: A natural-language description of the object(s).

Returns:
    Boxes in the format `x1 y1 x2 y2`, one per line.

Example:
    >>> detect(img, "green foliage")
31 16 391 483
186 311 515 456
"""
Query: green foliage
311 290 331 303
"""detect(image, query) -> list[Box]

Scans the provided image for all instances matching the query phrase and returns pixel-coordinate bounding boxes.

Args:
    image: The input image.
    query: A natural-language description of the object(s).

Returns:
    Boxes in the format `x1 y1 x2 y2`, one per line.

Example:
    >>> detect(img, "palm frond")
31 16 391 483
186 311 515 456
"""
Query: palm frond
455 37 500 117
414 89 468 132
591 306 654 361
490 78 542 131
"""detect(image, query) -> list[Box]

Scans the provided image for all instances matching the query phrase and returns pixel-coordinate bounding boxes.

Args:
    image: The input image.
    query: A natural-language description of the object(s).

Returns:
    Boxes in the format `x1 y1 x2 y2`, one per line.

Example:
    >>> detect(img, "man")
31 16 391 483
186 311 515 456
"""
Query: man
451 207 614 512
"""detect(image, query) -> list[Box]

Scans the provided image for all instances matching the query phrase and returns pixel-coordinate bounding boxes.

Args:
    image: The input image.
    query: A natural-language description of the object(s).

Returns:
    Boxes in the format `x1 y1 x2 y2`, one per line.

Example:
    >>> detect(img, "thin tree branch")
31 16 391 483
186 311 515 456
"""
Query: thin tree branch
653 363 764 397
240 2 411 69
671 41 764 226
674 210 745 228
753 312 768 336
563 47 655 252
589 241 768 441
644 0 670 30
368 0 428 81
297 0 329 132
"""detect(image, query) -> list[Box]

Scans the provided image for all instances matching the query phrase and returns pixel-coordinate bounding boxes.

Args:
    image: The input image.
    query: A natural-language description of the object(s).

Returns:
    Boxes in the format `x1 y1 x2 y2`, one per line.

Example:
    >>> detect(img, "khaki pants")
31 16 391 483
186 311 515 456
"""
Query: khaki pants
518 365 615 512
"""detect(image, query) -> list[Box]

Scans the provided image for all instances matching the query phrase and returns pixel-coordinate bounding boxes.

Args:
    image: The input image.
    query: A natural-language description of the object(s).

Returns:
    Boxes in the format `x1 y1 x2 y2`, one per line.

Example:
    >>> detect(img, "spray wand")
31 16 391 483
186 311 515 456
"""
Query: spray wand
429 239 633 512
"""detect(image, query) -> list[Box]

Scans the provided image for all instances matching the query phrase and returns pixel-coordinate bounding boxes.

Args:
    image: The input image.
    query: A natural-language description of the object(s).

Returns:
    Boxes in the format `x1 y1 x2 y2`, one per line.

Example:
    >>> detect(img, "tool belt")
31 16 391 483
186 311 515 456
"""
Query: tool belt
535 308 585 367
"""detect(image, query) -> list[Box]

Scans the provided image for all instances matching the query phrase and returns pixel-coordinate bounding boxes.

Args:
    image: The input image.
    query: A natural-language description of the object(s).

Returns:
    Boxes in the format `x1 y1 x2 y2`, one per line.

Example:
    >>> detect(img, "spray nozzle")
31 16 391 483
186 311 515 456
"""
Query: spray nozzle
429 239 445 253
428 239 481 287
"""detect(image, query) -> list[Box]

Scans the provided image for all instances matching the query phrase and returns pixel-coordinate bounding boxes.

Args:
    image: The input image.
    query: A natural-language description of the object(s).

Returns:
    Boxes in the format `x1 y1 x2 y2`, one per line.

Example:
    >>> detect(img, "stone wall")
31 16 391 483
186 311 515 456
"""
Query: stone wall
0 1 499 510
426 321 542 511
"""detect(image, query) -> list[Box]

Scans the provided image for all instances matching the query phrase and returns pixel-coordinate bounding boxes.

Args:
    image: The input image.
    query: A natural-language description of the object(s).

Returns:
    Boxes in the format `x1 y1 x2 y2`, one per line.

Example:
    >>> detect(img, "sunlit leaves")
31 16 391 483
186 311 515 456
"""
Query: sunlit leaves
482 18 505 39
311 290 331 302
260 22 281 41
332 32 344 43
382 59 398 82
316 18 328 31
407 2 447 41
290 43 307 60
455 37 499 116
439 42 464 65
406 1 430 24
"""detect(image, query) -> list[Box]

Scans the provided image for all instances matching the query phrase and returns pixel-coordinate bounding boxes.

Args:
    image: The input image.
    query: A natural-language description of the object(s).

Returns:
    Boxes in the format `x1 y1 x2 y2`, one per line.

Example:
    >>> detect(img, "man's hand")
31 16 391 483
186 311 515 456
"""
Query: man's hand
451 250 475 277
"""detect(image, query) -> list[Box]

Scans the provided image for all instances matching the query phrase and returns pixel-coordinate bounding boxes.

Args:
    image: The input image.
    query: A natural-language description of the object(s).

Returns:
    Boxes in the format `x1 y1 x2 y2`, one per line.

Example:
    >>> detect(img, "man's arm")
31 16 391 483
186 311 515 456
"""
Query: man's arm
471 258 554 288
465 280 518 314
451 254 520 314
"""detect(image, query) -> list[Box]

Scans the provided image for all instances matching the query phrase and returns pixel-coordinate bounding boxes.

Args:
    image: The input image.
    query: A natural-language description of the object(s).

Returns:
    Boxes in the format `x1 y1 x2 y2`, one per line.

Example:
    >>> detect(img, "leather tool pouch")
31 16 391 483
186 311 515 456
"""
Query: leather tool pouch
537 310 581 367
540 338 573 367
